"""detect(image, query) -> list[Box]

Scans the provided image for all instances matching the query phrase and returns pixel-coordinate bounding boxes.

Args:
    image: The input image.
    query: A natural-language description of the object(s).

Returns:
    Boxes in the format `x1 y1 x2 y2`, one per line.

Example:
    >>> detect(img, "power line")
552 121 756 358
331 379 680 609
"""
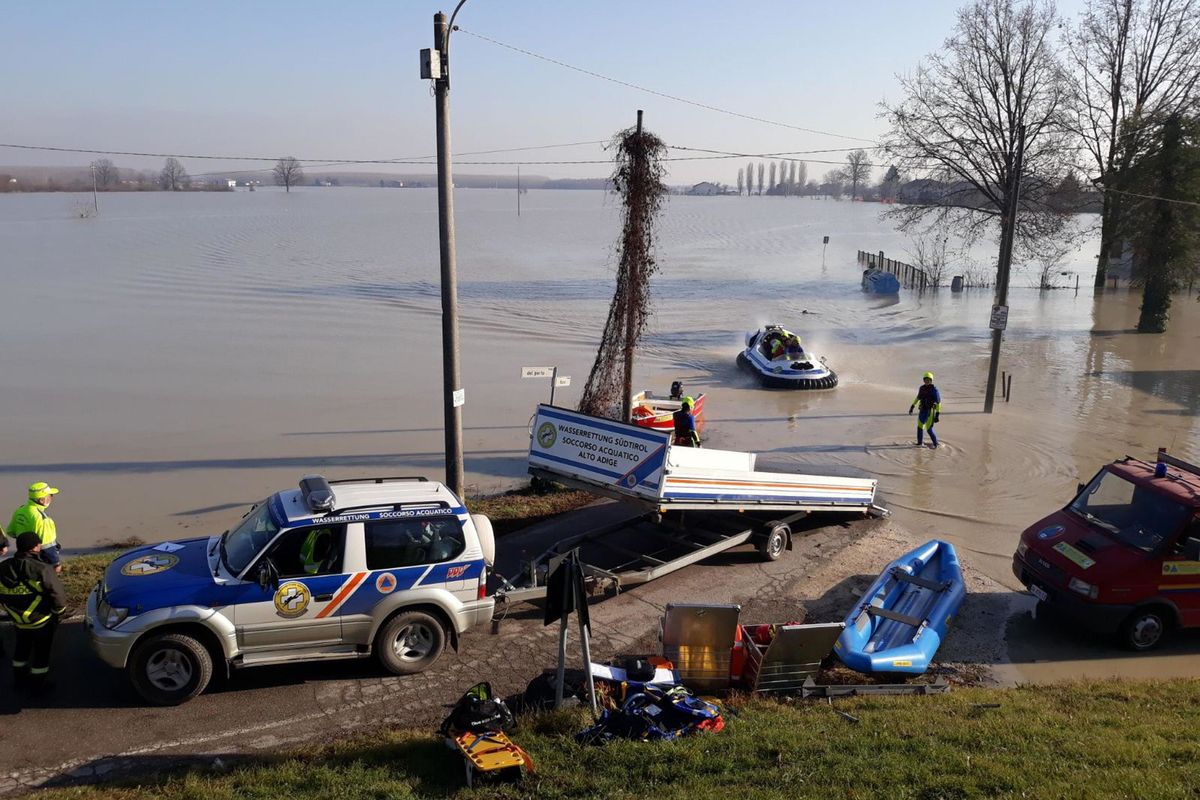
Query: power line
1097 185 1200 209
455 27 879 146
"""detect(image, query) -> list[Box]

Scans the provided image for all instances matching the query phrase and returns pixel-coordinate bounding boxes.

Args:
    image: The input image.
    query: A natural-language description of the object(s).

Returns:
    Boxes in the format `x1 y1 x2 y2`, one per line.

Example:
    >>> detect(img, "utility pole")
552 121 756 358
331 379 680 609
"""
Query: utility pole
983 124 1025 414
90 163 99 214
517 164 521 217
426 7 465 497
622 109 643 424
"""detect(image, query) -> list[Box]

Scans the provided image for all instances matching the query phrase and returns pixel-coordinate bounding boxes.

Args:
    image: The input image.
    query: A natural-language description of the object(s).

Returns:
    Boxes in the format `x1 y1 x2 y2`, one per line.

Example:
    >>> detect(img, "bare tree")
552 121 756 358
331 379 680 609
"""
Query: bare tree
92 158 117 189
906 208 964 286
768 162 777 194
273 156 305 193
1029 240 1073 288
822 168 846 199
787 161 797 196
845 150 871 200
796 161 808 194
1064 0 1200 287
736 167 744 195
756 162 764 195
880 0 1072 259
745 161 754 195
159 158 190 191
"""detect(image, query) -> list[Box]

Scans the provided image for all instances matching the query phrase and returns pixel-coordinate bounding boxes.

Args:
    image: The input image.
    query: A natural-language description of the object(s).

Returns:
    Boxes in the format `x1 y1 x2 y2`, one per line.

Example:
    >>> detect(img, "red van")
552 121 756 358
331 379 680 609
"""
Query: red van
1012 450 1200 651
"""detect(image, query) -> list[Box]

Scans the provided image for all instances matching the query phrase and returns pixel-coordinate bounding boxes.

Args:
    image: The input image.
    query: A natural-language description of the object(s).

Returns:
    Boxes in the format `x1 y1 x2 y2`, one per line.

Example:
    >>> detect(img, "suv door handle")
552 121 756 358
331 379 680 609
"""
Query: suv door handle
315 594 333 601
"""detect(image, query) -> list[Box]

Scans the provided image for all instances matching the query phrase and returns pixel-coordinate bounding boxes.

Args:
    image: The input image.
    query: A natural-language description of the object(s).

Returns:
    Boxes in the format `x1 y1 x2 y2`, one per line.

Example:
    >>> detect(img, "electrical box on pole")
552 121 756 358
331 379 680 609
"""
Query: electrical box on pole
420 49 441 80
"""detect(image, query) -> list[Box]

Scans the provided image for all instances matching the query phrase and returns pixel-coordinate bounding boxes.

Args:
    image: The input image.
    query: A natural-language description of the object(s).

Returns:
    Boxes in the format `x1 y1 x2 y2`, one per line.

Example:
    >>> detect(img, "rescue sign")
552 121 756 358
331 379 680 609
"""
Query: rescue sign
527 405 669 499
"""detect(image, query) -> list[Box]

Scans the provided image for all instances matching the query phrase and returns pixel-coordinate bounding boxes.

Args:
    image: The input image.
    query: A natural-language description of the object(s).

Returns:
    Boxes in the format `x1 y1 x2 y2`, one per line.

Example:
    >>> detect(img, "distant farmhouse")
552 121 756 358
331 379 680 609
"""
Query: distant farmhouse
686 181 732 196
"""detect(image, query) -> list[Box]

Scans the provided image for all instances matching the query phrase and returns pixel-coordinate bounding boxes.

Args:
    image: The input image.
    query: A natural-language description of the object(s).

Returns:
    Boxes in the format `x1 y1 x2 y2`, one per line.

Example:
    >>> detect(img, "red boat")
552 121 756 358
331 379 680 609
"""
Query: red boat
630 390 706 435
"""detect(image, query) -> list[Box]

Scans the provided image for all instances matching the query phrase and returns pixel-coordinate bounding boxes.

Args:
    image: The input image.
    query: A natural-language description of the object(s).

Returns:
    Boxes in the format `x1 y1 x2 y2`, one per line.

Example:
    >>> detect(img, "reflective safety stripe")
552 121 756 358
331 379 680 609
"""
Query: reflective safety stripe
11 661 27 668
29 667 49 675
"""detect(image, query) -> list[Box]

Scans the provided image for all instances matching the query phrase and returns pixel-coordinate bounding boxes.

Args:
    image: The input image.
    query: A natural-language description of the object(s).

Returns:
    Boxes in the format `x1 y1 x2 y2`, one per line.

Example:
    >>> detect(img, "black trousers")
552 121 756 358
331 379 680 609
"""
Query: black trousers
12 617 58 678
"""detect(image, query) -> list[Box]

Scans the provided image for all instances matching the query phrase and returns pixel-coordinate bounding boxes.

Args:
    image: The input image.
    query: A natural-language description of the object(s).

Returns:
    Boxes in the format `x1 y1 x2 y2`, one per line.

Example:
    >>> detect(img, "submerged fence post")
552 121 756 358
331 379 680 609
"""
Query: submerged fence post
1006 373 1012 402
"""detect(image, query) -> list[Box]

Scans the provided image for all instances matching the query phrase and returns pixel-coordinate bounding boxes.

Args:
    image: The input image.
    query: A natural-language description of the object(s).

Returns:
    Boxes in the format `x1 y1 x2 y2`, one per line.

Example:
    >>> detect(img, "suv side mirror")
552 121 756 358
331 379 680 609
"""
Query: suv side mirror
256 559 278 591
1077 482 1086 495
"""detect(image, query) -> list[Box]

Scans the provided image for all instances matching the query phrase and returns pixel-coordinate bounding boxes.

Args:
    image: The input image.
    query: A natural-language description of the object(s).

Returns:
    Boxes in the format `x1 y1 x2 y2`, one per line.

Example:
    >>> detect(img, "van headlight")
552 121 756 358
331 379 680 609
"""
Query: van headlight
1067 577 1099 599
1016 541 1029 559
96 598 130 629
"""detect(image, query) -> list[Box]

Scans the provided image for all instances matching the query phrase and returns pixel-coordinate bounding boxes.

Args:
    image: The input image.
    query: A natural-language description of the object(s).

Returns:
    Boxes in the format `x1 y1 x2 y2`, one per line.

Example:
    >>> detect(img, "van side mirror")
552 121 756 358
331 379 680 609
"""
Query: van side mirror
1077 482 1086 495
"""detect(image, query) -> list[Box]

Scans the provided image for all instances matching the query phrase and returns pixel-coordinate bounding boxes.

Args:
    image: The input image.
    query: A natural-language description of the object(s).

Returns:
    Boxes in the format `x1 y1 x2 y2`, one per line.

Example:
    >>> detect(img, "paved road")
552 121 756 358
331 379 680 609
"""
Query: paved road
0 504 880 794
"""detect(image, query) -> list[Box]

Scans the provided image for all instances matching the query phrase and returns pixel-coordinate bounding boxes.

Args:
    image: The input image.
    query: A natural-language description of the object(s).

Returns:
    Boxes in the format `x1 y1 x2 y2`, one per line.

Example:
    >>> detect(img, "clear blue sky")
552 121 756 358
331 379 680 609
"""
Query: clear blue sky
1 0 1088 184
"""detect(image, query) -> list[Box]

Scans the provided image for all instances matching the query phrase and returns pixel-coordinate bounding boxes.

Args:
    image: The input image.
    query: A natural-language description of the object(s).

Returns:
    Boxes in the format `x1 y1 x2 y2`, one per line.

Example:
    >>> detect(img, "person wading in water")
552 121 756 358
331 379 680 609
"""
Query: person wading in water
908 372 941 448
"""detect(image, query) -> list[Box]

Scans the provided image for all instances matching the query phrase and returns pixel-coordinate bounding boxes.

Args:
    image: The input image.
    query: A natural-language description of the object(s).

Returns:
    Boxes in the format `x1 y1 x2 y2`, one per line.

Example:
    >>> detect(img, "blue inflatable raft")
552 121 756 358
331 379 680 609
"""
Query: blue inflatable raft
834 539 965 674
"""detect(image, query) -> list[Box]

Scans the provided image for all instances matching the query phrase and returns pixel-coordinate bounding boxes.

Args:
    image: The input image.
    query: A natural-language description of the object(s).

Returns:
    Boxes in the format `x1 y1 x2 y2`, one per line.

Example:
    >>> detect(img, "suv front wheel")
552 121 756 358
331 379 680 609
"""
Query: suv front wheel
376 610 447 675
129 632 214 705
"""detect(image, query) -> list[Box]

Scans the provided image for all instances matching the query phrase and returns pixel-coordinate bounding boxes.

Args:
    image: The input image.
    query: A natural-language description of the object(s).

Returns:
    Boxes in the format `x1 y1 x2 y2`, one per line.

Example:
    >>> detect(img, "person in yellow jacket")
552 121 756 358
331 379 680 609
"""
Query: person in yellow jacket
8 482 62 573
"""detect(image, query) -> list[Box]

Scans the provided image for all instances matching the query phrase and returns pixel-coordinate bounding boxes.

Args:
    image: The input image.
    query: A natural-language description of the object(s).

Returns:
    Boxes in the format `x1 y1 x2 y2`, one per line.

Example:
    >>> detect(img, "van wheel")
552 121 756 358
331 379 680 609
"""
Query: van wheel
757 523 790 562
376 610 447 675
1118 607 1170 651
129 632 213 705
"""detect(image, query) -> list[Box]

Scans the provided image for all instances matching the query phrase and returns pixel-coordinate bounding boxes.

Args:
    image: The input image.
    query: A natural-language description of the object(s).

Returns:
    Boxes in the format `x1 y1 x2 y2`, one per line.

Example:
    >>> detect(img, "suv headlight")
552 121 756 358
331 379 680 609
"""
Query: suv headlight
96 598 130 629
1068 577 1099 599
1016 541 1029 559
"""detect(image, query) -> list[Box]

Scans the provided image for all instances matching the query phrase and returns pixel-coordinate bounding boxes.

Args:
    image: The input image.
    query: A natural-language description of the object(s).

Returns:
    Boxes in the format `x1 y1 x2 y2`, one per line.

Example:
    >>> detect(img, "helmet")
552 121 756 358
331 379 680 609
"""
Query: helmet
28 481 59 500
681 396 694 409
922 372 934 380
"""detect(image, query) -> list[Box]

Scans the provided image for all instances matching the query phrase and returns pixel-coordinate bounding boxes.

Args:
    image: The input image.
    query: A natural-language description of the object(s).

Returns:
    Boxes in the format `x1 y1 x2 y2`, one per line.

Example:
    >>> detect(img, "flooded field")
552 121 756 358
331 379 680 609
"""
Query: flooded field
2 187 1197 602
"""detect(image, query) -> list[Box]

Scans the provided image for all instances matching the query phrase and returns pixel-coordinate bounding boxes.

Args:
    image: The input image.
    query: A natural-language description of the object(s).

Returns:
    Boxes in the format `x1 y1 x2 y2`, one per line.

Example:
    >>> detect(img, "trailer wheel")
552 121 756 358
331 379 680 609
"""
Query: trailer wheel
758 523 790 561
1118 606 1171 652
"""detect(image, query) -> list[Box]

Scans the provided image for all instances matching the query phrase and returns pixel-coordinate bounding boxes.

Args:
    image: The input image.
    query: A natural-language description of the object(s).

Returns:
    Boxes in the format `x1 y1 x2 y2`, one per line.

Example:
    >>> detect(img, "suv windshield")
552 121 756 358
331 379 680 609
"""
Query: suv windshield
1070 470 1190 553
224 501 280 575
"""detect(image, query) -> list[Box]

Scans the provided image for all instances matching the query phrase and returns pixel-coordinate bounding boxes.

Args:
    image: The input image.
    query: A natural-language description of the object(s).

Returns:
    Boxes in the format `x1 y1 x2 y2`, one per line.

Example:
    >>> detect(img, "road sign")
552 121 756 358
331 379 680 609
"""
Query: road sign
555 376 571 387
989 304 1009 331
522 367 554 378
452 388 465 407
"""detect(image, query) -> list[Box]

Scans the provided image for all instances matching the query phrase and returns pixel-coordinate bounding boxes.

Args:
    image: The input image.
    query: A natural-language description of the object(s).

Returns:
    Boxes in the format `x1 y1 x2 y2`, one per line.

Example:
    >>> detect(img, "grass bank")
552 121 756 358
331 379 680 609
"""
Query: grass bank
58 485 595 608
37 680 1200 799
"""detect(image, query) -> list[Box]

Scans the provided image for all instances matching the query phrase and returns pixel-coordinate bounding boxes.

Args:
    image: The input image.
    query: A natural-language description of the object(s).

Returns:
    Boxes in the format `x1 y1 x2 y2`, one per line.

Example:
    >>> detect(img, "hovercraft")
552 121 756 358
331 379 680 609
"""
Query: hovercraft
737 325 838 390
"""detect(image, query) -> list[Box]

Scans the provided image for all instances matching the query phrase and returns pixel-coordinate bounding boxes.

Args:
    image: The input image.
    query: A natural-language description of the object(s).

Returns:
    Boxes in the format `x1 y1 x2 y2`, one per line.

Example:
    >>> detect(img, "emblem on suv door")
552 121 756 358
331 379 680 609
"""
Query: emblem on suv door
273 581 311 618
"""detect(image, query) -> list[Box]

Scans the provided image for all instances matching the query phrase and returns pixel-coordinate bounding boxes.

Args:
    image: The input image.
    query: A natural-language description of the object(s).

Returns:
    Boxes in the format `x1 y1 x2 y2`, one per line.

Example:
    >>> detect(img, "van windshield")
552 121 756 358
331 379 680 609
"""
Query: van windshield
224 501 280 575
1069 470 1190 553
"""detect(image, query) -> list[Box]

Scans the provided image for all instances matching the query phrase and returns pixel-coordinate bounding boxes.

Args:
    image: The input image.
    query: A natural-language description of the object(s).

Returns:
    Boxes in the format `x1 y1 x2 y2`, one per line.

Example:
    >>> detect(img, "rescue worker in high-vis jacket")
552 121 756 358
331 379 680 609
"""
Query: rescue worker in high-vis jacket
8 482 62 572
673 397 701 448
0 531 69 691
908 371 941 448
300 527 333 575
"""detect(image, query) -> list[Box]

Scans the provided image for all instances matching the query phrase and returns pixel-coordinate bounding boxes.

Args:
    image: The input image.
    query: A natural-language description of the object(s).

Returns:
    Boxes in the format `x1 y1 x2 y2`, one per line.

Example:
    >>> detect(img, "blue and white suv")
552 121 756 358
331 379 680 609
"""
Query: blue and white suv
86 475 495 705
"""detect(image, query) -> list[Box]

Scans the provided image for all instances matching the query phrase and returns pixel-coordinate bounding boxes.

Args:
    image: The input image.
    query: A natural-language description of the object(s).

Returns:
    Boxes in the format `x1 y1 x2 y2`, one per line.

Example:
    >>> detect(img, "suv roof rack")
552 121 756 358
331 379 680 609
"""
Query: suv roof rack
328 500 452 516
328 476 429 485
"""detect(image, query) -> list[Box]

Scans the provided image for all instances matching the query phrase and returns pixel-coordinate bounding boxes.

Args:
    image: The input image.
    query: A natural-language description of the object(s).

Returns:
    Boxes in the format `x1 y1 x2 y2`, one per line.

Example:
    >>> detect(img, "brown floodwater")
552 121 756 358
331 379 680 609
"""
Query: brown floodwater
3 188 1197 679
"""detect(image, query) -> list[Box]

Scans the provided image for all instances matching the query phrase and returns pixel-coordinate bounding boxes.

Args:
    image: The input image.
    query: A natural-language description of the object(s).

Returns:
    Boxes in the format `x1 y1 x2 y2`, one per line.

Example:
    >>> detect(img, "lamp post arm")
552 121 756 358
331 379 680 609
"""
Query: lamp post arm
441 0 469 90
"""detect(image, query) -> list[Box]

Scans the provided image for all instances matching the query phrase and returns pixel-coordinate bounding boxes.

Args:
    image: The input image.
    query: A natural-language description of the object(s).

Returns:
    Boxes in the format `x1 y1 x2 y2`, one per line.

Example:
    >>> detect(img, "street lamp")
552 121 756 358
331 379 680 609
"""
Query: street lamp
421 2 469 497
